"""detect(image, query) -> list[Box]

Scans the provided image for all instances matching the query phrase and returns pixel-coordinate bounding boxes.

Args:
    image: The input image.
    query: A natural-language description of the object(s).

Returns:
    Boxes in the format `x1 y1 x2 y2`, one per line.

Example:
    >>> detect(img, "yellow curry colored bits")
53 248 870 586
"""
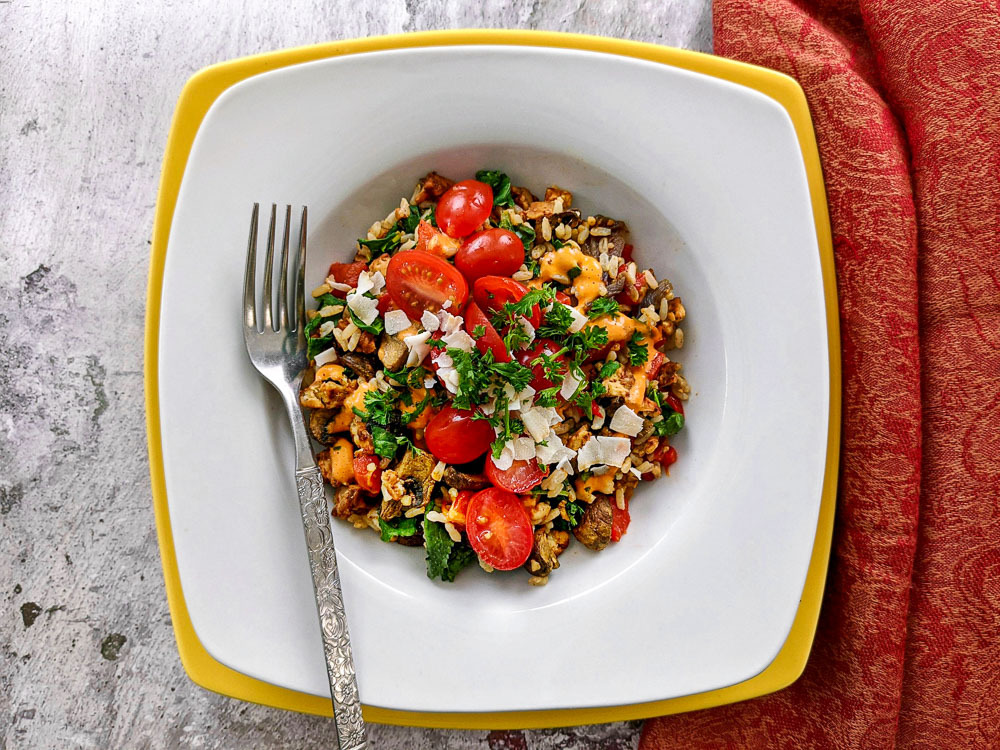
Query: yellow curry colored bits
538 246 604 306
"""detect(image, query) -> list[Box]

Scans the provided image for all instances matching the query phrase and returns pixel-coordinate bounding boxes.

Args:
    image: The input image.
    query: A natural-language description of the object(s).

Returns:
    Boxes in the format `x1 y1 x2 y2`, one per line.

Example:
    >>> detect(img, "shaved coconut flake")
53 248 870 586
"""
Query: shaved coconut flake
591 405 606 430
319 320 338 337
369 271 385 295
434 352 453 369
424 376 436 389
521 408 552 442
443 329 474 352
313 347 338 366
480 398 497 416
537 406 561 426
519 316 536 342
512 437 536 461
609 405 644 437
630 467 642 479
403 330 432 367
559 369 581 400
565 304 588 333
442 299 452 309
575 437 601 470
535 434 575 466
437 309 463 334
345 290 379 325
354 271 375 295
556 458 575 476
420 310 440 332
492 444 514 471
383 309 412 336
510 385 535 412
576 436 633 469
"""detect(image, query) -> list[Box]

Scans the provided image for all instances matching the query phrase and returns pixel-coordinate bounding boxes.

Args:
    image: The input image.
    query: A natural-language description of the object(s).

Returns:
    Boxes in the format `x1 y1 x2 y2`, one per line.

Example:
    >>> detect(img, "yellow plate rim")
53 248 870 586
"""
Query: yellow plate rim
145 28 840 730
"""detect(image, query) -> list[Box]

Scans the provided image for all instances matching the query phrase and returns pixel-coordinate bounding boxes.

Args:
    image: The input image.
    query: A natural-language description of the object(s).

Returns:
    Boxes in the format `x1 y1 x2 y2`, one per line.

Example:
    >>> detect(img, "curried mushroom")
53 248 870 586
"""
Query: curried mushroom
640 279 674 312
524 528 571 577
339 352 375 381
299 363 357 410
573 496 613 551
441 466 490 491
395 449 437 507
412 171 455 204
544 186 573 208
332 484 367 519
377 331 409 371
511 185 536 209
308 408 352 445
581 216 630 259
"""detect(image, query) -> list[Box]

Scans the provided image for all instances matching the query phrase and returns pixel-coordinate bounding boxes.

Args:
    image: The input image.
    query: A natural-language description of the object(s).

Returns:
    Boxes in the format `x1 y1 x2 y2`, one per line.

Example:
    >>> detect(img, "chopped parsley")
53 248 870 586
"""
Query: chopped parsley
535 386 560 408
447 347 493 411
475 169 515 208
599 360 621 379
424 510 476 582
552 500 586 531
348 304 384 335
588 297 620 319
654 409 685 437
378 515 418 542
490 361 534 394
472 324 486 337
626 331 649 366
536 303 574 338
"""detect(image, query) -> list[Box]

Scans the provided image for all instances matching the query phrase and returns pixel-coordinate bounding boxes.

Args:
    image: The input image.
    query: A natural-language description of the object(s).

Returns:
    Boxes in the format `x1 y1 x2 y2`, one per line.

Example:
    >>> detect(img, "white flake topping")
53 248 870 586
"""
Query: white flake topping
591 405 606 430
512 436 537 460
559 369 582 401
437 309 463 334
442 329 475 352
519 316 536 343
345 291 379 326
326 281 352 292
313 347 338 367
420 310 440 332
565 304 588 333
521 407 553 442
383 309 412 336
403 330 432 367
609 405 644 437
492 444 514 470
576 436 632 470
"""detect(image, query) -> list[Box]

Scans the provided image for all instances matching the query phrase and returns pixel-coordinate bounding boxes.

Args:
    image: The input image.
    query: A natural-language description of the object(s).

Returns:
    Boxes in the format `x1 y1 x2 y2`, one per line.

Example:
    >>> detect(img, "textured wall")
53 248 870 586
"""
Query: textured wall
0 1 710 748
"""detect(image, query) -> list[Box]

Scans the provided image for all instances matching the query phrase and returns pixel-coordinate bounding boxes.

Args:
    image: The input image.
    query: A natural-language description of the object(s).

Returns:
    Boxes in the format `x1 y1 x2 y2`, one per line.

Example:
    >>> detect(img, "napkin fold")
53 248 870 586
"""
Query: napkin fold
641 1 1000 747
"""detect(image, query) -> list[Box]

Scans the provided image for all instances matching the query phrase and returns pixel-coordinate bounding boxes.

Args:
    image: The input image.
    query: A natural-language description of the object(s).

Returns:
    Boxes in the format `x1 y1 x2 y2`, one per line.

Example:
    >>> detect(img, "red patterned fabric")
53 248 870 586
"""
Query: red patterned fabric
640 1 1000 747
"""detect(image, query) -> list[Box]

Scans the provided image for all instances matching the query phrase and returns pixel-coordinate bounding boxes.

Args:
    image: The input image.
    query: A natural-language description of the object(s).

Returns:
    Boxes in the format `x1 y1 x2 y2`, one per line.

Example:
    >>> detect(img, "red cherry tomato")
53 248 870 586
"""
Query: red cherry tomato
653 443 678 471
610 497 630 542
663 393 685 416
515 338 567 392
465 487 533 571
386 250 468 319
442 489 476 527
472 276 541 328
554 291 574 306
326 261 367 299
464 301 510 363
424 405 494 464
352 451 382 495
646 352 664 378
435 180 493 238
377 293 400 316
455 229 524 282
415 220 462 257
485 455 547 493
622 243 635 263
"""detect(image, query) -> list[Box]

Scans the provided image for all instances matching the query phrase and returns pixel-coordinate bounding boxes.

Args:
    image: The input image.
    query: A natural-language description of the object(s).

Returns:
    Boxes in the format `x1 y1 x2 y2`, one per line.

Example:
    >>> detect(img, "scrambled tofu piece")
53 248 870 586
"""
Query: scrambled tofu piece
300 364 356 410
511 185 536 209
316 438 355 486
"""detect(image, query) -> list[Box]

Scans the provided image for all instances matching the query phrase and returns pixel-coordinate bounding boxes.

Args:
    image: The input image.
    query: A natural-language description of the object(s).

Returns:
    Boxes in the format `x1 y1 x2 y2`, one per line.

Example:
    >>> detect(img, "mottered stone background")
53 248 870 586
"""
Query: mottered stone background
0 1 710 747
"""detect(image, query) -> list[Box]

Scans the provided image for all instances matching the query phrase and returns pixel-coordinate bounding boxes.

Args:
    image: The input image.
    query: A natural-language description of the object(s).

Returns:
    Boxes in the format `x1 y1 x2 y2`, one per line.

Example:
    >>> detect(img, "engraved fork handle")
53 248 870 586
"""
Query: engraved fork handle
288 399 368 750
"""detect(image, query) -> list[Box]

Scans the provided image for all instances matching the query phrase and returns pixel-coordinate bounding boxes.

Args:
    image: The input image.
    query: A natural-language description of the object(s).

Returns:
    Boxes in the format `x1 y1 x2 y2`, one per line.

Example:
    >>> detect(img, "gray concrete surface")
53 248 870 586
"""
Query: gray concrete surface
0 1 711 747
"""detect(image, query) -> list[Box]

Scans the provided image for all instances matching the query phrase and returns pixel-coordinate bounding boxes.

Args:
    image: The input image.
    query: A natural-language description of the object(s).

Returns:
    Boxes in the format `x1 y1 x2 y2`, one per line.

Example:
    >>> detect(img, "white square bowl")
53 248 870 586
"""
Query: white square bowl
146 31 839 728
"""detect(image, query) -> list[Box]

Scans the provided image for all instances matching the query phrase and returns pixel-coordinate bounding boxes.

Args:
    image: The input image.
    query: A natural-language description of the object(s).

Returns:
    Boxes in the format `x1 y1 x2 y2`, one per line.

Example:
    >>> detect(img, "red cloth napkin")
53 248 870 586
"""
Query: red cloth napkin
641 1 1000 747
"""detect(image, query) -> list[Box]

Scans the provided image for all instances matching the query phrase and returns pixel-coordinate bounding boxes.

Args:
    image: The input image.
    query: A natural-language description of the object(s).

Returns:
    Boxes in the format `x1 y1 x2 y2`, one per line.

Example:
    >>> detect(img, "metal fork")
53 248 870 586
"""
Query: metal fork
243 204 367 750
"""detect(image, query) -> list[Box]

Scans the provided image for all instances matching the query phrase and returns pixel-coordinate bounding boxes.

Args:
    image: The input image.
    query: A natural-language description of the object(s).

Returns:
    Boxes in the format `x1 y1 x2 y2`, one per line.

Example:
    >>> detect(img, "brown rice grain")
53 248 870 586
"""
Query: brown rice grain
311 283 332 298
541 217 552 241
590 226 612 237
577 225 590 242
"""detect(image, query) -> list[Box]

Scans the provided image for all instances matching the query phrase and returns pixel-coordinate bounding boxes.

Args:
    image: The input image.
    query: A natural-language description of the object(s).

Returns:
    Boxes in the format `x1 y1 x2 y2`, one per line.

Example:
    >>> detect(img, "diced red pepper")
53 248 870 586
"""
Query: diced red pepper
611 497 630 542
327 261 367 299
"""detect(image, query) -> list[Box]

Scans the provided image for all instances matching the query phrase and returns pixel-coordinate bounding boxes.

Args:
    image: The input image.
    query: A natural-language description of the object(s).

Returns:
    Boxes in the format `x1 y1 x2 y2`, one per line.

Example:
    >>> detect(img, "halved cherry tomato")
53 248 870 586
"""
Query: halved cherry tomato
442 489 476 527
455 228 524 282
663 392 685 416
464 301 510 363
415 220 462 257
610 497 630 542
352 451 382 495
435 180 493 238
515 338 567 392
485 455 547 493
465 487 533 571
377 293 400 316
424 405 494 464
386 250 468 319
472 276 541 327
326 261 367 299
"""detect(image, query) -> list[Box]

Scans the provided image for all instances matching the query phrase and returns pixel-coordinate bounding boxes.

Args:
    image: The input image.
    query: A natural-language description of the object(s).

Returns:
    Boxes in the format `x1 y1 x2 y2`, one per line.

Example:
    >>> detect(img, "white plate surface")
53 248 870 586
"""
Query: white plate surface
158 45 828 713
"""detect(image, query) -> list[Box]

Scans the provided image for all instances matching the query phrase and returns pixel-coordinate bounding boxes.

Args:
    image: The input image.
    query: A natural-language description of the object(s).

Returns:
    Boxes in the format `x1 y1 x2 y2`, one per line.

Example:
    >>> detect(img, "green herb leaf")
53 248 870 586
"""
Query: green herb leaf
567 266 582 280
599 360 621 379
378 516 418 542
588 297 620 319
370 425 404 458
536 302 574 338
654 409 685 436
398 206 421 234
358 231 401 258
475 169 514 208
472 324 486 337
627 331 649 366
490 361 533 394
307 336 334 360
348 306 384 335
424 514 476 582
535 386 560 407
552 500 586 531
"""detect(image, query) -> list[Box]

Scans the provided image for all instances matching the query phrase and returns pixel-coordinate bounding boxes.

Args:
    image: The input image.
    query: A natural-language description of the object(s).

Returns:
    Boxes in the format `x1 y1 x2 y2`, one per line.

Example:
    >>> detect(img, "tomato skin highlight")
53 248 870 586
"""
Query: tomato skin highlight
435 180 493 238
424 406 494 464
465 487 534 571
663 392 685 416
353 451 382 495
455 229 524 282
385 249 468 319
326 261 367 298
472 276 541 328
611 497 630 542
485 455 547 493
464 301 510 363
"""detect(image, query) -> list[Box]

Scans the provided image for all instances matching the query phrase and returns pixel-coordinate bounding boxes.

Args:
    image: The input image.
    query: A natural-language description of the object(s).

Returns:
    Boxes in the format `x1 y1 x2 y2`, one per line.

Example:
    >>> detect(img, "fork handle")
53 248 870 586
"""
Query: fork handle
294 464 368 750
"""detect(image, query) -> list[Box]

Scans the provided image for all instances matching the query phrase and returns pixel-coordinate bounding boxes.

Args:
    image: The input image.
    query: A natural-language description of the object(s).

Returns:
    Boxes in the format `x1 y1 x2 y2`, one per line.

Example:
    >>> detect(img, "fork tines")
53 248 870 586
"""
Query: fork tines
243 203 308 334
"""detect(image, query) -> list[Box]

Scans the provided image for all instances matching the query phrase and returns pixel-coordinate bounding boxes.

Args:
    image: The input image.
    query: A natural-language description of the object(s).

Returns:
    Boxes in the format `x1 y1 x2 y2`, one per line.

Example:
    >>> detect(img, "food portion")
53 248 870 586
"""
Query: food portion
300 170 689 584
